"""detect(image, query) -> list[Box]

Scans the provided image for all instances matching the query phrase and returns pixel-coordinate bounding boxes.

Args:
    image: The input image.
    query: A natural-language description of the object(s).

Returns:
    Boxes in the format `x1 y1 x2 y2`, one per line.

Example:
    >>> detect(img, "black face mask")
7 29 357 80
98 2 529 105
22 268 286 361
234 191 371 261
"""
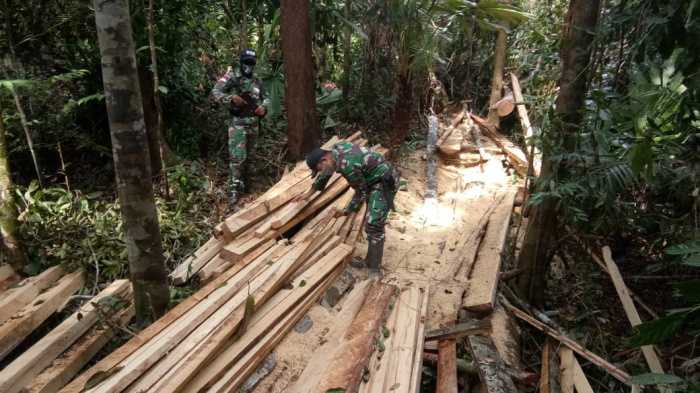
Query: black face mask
241 62 255 77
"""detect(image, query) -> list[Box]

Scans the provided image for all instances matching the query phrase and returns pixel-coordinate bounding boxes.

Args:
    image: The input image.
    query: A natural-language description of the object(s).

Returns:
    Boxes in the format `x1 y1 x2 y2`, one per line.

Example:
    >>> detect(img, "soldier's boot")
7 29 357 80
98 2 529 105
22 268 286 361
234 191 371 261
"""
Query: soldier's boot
366 238 384 279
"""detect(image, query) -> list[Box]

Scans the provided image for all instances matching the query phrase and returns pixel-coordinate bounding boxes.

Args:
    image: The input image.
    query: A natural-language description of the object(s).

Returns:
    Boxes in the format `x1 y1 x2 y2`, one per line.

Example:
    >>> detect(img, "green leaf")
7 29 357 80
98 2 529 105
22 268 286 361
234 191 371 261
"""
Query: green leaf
684 253 700 267
630 312 687 346
666 241 700 256
630 373 684 385
158 85 169 95
674 280 700 303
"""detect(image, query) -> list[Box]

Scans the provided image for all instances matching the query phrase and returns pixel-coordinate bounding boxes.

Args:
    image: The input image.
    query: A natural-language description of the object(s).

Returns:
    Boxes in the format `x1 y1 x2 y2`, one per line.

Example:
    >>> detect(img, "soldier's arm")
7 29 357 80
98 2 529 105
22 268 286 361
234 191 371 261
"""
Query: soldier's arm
343 167 368 213
312 171 333 192
211 69 236 104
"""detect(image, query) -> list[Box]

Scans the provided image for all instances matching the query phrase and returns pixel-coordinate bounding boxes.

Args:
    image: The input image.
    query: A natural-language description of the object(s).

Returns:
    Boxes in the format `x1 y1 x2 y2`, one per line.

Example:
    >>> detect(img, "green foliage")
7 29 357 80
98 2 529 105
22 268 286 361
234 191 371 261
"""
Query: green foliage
14 163 215 281
629 373 684 386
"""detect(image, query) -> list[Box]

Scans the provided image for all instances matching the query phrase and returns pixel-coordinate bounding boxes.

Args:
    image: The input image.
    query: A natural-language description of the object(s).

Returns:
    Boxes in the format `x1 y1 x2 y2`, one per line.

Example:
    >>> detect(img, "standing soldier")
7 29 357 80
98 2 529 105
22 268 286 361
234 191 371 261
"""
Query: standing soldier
302 141 401 278
211 49 269 206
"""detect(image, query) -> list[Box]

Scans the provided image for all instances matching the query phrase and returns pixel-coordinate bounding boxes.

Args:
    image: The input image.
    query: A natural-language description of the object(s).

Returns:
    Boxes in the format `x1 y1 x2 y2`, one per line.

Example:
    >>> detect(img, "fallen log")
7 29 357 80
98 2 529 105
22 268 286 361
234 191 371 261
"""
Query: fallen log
467 334 519 393
470 114 528 177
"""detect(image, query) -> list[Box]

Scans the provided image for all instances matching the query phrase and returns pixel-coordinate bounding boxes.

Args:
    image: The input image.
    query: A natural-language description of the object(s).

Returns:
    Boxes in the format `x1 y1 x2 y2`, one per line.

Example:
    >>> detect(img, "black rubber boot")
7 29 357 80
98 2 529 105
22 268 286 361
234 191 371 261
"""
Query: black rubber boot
366 238 384 279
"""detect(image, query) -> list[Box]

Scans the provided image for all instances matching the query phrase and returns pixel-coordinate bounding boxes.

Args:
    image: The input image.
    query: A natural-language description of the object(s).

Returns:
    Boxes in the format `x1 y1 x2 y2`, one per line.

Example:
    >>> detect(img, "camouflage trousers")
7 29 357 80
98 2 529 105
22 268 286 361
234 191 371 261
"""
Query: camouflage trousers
227 118 256 194
364 169 400 245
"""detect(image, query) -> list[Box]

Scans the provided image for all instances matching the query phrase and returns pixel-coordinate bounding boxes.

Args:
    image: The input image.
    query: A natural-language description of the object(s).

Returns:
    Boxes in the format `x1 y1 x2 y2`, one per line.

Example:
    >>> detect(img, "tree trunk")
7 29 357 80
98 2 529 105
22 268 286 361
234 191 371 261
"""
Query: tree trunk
487 28 507 127
146 0 170 199
240 0 248 51
93 0 169 324
281 0 320 160
390 60 413 149
516 0 601 306
0 106 29 272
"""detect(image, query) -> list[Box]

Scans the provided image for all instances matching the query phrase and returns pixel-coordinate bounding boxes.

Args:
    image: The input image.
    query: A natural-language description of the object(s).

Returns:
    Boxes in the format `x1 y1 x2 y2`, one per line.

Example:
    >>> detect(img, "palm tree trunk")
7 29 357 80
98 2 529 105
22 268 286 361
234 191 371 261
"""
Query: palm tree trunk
94 0 170 325
0 106 29 272
517 0 602 306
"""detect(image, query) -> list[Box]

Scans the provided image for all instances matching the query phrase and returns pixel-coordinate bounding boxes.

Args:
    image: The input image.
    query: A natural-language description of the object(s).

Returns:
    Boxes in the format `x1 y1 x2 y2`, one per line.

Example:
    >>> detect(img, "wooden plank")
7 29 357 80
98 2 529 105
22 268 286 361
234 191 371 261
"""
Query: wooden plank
0 264 20 293
504 302 632 384
0 280 131 393
539 338 551 393
207 252 350 393
26 305 134 393
408 286 429 393
177 245 352 393
140 239 338 393
382 286 423 393
169 237 223 285
59 241 285 393
220 235 268 263
199 239 276 283
467 335 519 393
570 352 595 393
463 189 517 312
426 320 491 342
470 114 528 177
359 283 401 393
0 265 64 325
289 281 371 393
559 346 575 393
0 270 83 362
510 73 540 177
94 241 294 393
312 281 397 393
602 247 668 379
437 339 458 393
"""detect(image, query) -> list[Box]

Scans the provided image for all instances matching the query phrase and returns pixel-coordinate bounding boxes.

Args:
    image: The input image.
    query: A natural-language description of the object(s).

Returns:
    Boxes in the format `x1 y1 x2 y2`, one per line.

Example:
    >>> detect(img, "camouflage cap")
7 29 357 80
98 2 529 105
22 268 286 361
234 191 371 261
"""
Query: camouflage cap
306 148 329 177
240 49 257 65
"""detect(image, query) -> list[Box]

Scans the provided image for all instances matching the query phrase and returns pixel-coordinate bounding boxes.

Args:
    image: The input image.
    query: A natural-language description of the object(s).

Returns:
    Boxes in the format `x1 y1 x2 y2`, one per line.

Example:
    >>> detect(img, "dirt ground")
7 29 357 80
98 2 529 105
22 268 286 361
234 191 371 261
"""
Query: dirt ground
251 122 520 393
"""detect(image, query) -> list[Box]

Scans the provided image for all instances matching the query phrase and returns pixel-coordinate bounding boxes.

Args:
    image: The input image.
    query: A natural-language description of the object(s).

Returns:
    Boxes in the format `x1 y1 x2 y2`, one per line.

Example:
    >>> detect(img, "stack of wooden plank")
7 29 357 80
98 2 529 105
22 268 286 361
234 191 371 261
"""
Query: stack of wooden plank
169 131 368 285
57 134 376 393
0 266 84 362
0 279 133 393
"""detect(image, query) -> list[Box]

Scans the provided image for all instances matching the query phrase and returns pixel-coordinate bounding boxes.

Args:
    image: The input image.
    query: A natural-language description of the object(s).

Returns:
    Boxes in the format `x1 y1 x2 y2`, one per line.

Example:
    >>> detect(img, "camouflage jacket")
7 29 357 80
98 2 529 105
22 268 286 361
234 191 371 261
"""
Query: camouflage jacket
313 141 391 212
211 68 269 118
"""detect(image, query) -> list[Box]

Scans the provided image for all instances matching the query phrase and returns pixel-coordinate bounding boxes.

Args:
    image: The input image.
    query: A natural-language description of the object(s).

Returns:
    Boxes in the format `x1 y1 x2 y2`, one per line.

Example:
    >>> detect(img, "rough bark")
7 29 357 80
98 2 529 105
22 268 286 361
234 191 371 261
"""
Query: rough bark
390 67 413 149
0 106 29 272
516 0 601 306
487 28 507 127
93 0 169 324
281 0 320 160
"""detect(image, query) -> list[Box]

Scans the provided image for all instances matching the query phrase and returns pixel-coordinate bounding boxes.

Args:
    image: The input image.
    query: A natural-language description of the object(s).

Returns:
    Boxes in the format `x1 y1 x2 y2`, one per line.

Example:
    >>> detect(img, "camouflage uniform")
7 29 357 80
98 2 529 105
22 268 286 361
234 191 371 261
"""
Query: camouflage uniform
312 141 400 245
211 68 268 195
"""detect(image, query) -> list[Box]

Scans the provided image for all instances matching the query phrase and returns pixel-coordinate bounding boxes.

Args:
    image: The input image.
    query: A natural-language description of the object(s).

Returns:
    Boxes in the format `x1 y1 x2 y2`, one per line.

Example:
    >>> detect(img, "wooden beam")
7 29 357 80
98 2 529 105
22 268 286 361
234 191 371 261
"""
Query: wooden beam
467 335 519 393
0 270 83 362
408 285 429 393
470 114 528 177
602 247 668 381
26 305 134 393
570 351 595 393
504 302 632 385
169 237 223 285
463 189 517 312
539 338 551 393
199 239 275 284
510 73 540 177
559 346 575 393
0 280 130 393
0 264 20 293
425 320 491 342
311 281 397 393
0 265 64 325
182 245 353 393
437 339 459 393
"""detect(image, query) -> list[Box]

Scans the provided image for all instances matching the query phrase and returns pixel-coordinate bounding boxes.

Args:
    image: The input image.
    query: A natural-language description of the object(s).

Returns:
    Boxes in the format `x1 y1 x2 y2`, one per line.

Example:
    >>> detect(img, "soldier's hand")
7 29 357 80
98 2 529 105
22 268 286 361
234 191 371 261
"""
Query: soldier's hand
254 106 267 117
231 95 246 107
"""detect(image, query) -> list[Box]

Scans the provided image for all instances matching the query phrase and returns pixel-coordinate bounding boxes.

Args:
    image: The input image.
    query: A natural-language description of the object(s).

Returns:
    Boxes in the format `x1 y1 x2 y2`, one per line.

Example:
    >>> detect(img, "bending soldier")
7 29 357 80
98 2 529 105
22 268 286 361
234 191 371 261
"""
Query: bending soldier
211 49 269 206
303 141 401 278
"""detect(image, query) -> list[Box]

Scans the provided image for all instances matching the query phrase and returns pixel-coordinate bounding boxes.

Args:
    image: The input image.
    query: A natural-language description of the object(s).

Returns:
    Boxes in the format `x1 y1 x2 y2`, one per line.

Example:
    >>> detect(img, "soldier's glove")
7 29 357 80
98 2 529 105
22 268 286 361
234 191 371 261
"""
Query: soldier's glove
231 95 246 107
254 106 267 117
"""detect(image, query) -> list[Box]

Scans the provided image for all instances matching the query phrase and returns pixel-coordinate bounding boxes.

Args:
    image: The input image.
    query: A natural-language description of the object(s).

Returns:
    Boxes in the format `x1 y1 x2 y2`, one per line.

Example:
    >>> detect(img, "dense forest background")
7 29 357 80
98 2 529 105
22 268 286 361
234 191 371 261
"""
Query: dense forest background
1 0 699 389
